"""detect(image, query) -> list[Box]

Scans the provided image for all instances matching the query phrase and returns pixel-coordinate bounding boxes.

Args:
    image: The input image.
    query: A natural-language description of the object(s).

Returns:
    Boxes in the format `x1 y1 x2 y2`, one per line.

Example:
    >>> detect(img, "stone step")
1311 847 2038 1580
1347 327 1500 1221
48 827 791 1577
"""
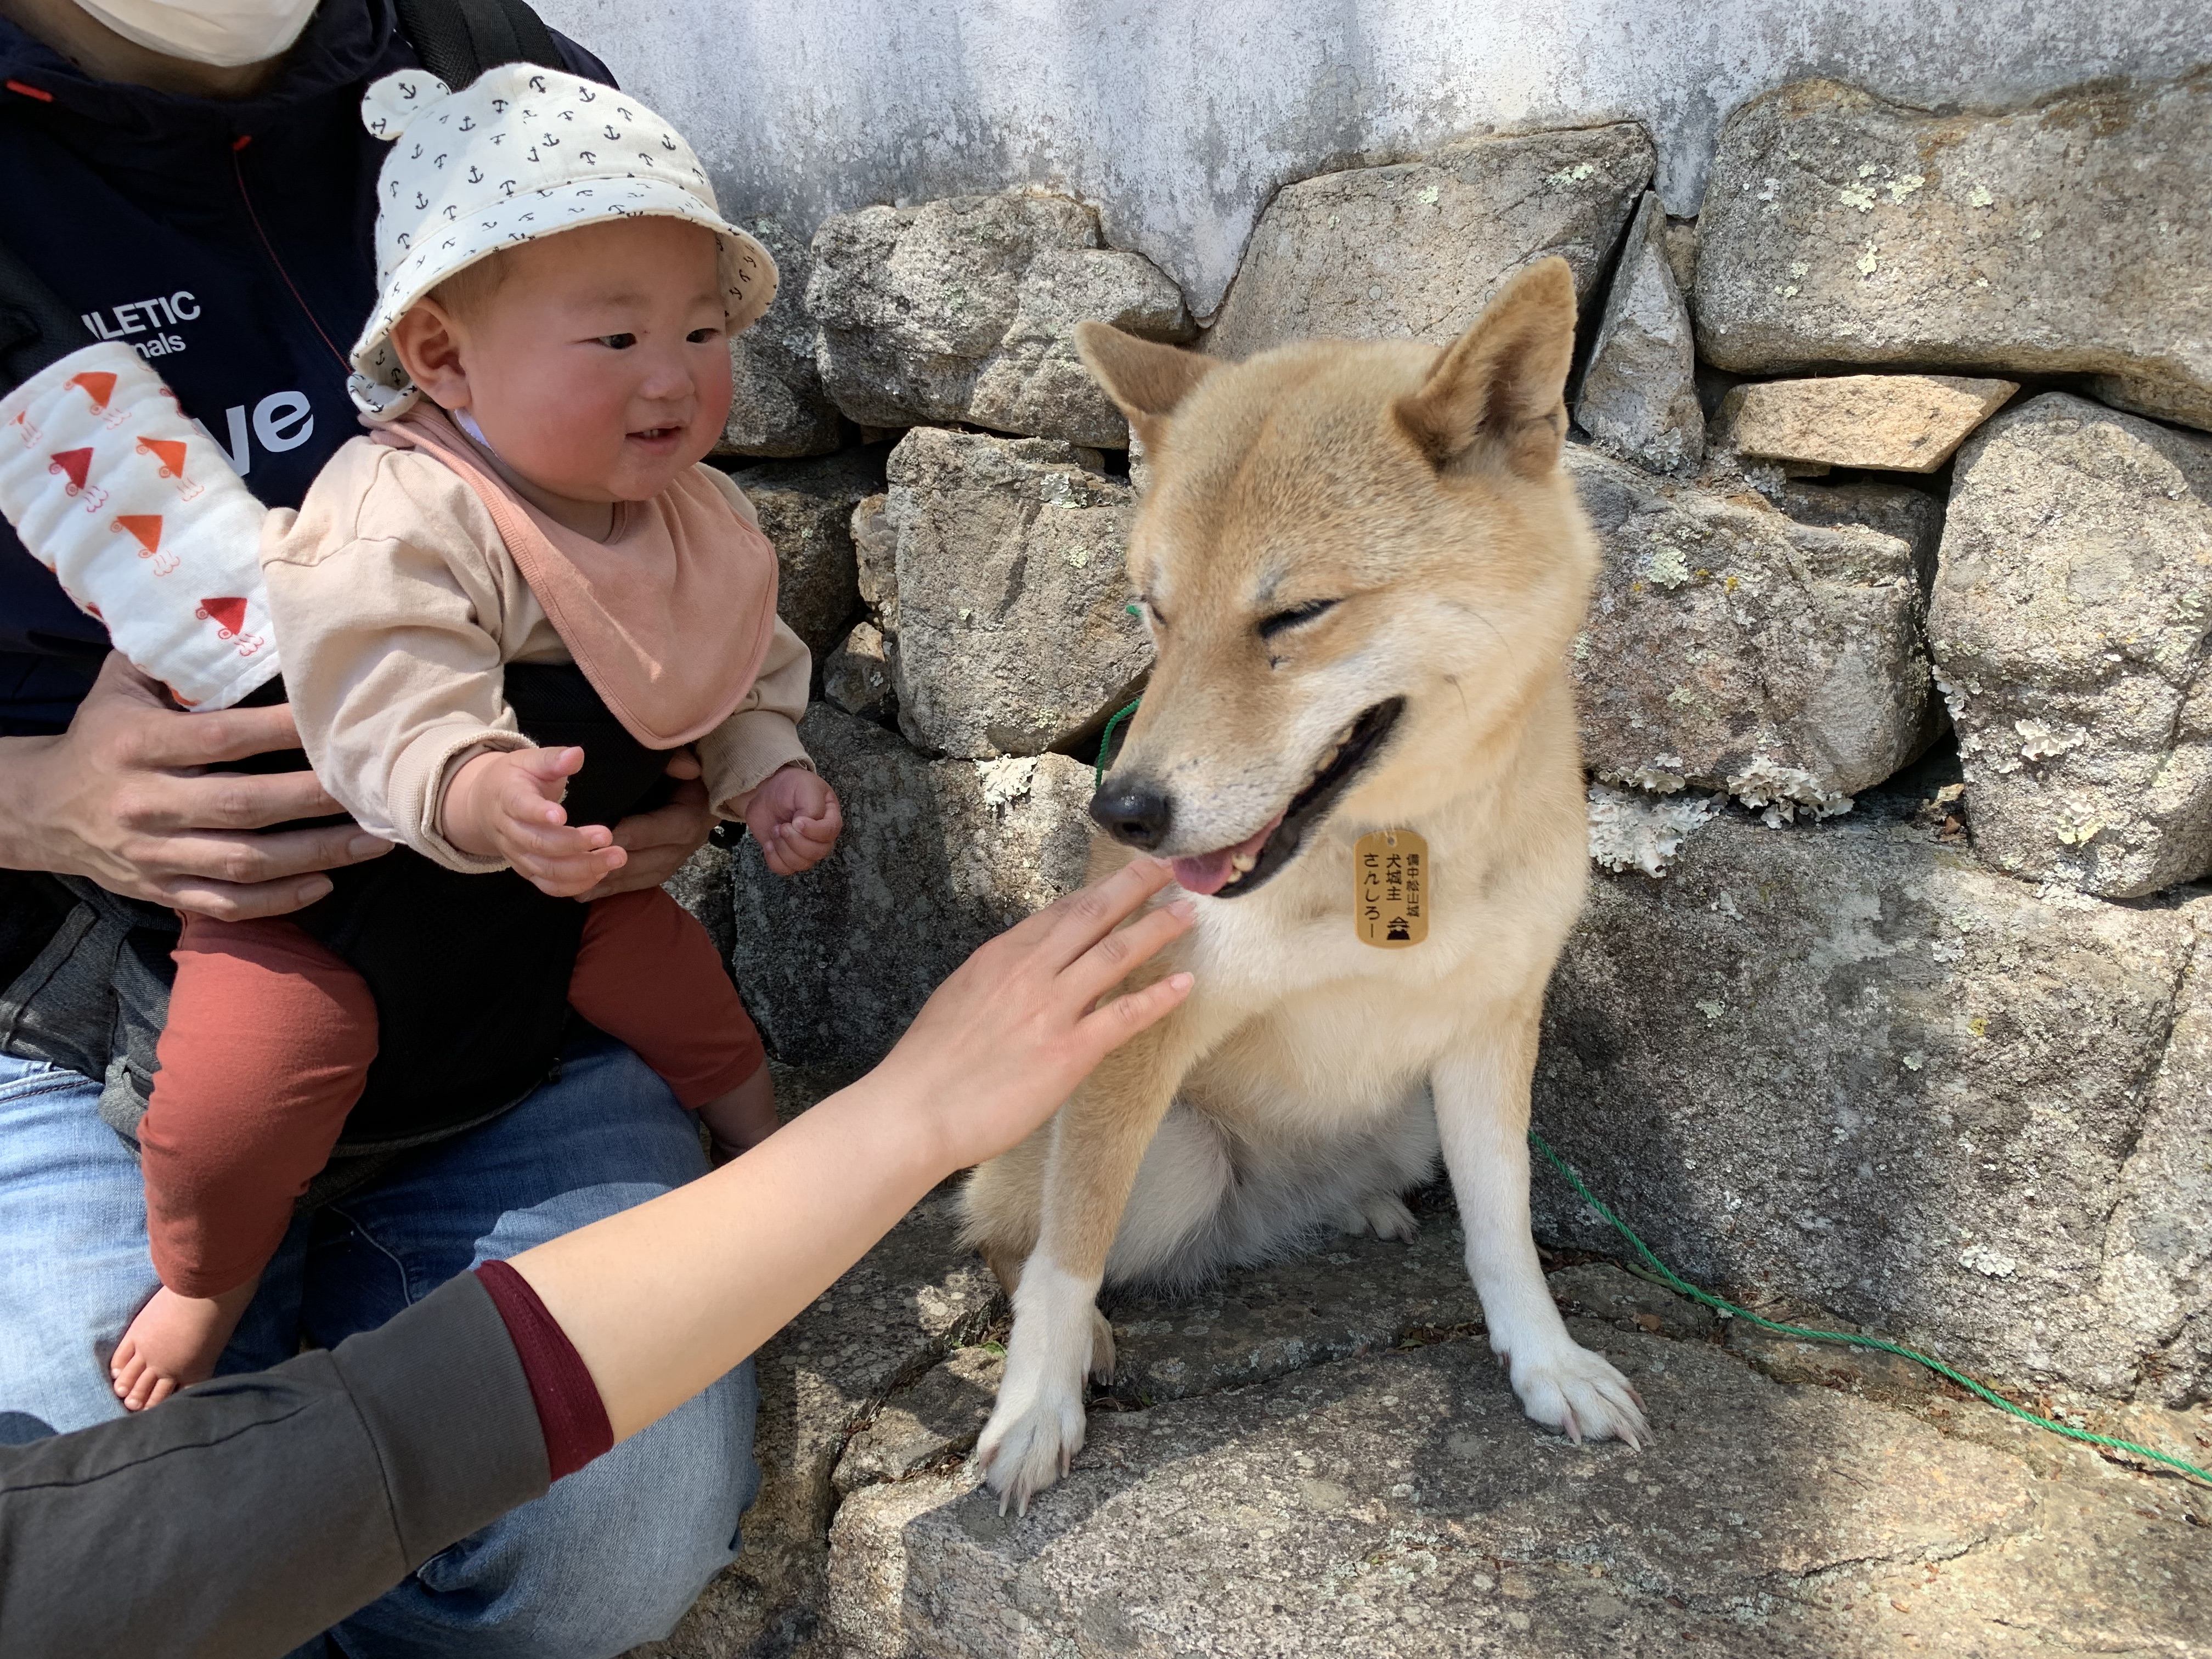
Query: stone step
826 1310 2210 1658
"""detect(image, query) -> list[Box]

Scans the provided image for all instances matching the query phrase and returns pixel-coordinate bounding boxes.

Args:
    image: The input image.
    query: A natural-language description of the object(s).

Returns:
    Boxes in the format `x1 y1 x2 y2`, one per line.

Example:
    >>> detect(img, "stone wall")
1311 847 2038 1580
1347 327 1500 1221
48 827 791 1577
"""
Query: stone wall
538 0 2202 318
685 68 2212 1429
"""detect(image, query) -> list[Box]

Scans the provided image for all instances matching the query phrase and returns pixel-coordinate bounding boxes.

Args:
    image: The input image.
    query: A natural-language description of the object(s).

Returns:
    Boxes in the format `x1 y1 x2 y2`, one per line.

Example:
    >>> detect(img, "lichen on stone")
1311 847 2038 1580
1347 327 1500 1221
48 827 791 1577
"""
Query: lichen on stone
1601 754 1691 794
1643 540 1694 588
1725 755 1854 826
978 755 1039 812
1587 782 1721 876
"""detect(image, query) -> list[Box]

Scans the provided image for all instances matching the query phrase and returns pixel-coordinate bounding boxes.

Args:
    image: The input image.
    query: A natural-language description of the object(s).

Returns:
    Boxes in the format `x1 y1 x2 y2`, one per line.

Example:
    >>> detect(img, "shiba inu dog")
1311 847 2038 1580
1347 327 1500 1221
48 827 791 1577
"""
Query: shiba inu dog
959 257 1647 1511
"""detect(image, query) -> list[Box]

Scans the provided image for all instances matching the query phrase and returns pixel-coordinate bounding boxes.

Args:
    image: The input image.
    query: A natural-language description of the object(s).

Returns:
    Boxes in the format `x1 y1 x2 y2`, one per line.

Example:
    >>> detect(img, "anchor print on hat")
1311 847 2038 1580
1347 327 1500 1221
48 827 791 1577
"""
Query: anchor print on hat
346 63 777 421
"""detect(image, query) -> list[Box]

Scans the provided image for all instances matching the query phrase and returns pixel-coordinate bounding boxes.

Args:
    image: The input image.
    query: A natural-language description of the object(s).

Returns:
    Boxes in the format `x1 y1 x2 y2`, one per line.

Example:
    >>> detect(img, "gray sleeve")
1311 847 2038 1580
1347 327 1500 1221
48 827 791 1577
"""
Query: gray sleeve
0 1273 549 1659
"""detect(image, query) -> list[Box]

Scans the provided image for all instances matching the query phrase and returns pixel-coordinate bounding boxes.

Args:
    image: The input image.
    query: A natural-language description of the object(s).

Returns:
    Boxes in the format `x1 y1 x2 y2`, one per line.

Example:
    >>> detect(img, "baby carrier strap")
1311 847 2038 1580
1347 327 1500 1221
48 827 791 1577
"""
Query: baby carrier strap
390 0 565 91
0 252 100 1013
0 238 93 393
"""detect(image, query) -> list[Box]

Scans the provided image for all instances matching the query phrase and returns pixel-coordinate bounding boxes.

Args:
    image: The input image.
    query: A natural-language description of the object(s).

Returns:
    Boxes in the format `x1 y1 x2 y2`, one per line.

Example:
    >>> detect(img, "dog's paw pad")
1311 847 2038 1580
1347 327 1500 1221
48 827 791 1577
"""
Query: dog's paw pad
1510 1342 1649 1450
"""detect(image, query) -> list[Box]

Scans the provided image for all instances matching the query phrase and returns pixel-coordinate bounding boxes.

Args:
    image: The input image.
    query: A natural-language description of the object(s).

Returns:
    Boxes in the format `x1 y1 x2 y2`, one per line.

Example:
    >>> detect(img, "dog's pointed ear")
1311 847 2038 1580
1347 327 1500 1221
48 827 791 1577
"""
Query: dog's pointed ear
1392 256 1577 481
1075 321 1219 444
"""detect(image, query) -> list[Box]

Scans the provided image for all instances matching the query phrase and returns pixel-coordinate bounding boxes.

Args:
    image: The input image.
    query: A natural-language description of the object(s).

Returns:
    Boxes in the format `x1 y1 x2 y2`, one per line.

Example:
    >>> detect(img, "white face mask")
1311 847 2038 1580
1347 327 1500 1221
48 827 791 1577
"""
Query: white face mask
74 0 319 69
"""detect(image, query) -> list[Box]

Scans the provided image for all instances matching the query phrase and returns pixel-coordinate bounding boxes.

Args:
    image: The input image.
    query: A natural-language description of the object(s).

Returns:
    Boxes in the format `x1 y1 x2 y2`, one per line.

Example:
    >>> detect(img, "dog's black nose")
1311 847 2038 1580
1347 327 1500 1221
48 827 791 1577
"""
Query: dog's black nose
1090 781 1173 849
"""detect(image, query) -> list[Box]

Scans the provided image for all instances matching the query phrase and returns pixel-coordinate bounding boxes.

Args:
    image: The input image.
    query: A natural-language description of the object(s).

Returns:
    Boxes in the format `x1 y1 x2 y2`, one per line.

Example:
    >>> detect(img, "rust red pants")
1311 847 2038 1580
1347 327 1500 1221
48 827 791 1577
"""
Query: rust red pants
139 886 764 1296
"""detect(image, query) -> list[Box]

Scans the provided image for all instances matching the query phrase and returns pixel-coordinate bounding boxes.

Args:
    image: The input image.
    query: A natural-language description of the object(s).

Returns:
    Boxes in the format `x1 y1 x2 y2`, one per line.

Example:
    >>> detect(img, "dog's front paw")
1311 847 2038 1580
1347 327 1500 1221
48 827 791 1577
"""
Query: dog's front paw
1503 1338 1647 1450
975 1370 1087 1515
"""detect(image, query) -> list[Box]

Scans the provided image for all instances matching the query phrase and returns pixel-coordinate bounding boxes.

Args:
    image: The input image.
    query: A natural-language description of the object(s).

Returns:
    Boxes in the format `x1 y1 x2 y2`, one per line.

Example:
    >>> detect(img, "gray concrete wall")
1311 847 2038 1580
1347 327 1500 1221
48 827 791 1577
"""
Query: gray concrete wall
534 0 2205 319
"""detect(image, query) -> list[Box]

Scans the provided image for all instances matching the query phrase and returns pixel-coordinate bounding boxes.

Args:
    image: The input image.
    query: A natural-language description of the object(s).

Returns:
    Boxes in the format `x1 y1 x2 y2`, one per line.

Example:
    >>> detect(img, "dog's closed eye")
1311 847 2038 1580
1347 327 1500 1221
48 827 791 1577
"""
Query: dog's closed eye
1257 599 1340 640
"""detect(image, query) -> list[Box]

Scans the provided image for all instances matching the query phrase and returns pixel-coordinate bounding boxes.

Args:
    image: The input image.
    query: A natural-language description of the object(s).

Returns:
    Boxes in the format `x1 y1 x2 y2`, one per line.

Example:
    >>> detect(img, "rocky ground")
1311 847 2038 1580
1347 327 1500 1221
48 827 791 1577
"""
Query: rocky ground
628 1091 2209 1659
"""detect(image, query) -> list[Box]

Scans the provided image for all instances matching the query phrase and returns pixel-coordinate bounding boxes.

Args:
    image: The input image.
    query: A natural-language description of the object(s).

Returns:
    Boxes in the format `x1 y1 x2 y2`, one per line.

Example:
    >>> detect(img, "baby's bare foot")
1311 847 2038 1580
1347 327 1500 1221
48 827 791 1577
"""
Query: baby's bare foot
111 1278 258 1412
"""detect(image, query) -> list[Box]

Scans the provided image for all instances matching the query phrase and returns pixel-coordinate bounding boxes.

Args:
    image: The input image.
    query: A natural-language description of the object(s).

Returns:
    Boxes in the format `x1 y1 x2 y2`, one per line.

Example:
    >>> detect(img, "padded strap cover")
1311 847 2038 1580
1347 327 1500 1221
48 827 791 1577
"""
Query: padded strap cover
0 341 277 709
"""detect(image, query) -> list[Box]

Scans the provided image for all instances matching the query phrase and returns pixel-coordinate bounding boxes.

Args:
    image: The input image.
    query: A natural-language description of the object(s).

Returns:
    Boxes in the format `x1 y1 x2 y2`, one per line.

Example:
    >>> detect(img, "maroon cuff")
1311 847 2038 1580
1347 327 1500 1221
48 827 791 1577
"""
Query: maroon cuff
473 1259 614 1480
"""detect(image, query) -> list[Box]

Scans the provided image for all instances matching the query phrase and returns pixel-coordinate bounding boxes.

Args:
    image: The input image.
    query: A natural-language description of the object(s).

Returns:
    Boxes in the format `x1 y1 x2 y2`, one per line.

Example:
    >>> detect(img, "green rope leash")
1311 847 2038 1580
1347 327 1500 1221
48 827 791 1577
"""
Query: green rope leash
1094 696 1144 790
1092 606 1149 789
1527 1130 2211 1487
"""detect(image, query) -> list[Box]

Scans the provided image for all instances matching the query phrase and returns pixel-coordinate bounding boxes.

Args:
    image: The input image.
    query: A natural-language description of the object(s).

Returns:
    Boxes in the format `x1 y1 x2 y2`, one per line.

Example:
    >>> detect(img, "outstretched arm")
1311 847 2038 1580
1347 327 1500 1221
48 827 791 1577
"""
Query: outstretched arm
515 856 1195 1439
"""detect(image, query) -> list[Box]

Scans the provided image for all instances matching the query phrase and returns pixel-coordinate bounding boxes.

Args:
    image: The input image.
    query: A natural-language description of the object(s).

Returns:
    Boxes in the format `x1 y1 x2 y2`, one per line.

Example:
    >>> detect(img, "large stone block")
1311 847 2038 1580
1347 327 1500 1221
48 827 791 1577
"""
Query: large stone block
1534 803 2210 1400
823 1328 2210 1658
1721 374 2017 473
2098 932 2212 1406
661 843 735 966
1930 393 2212 898
806 191 1192 447
1568 444 1939 817
1777 475 1945 571
726 448 882 661
1207 122 1654 361
885 427 1152 759
832 1342 1003 1497
850 490 897 632
715 215 844 458
828 1187 1493 1508
1695 74 2212 432
1574 190 1703 474
731 703 1094 1064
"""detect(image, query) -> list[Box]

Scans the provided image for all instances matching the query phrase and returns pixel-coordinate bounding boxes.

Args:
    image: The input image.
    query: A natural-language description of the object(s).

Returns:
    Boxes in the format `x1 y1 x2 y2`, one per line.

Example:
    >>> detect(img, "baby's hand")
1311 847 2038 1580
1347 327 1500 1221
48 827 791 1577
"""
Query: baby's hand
742 765 841 876
445 746 628 897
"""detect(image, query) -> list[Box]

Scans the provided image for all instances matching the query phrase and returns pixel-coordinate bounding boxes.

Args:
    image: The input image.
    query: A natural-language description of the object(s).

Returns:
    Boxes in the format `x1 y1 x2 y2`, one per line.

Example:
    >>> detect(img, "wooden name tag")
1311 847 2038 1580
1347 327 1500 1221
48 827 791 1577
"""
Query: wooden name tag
1353 829 1429 947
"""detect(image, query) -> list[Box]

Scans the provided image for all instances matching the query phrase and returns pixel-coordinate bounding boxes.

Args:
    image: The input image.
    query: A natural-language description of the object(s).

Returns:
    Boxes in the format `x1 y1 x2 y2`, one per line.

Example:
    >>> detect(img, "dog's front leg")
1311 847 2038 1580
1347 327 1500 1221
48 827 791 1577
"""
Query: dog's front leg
1434 1028 1648 1449
977 1008 1201 1514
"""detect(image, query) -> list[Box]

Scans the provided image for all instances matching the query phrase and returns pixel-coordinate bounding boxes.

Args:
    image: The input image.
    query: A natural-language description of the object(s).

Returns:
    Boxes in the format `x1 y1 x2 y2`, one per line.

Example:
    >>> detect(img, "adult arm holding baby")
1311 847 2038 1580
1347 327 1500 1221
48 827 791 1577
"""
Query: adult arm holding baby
0 627 716 921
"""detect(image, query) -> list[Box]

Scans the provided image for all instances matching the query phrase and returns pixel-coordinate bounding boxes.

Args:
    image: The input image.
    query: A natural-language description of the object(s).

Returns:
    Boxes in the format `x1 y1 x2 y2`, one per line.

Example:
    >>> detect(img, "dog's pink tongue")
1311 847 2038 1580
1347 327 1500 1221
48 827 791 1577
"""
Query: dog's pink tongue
1170 816 1280 897
1170 850 1236 896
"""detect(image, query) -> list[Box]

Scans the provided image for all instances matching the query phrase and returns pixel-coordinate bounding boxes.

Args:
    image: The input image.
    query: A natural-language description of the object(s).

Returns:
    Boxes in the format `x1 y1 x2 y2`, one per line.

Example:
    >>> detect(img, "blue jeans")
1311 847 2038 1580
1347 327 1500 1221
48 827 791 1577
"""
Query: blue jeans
0 1034 758 1659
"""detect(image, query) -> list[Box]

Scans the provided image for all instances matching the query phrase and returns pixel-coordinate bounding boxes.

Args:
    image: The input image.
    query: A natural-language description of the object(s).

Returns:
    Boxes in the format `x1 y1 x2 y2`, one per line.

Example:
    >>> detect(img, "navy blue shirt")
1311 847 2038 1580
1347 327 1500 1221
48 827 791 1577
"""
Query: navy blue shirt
0 0 609 733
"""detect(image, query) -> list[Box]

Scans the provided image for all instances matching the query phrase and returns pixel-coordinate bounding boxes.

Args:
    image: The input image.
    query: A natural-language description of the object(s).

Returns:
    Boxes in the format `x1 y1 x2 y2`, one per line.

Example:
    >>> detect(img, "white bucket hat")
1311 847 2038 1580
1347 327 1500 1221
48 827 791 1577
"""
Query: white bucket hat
347 65 778 421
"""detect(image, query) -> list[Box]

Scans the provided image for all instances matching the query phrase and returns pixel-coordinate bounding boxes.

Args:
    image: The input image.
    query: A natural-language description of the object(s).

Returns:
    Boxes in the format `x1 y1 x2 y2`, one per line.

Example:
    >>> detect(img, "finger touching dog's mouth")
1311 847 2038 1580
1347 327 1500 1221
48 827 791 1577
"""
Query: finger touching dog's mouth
1169 697 1406 898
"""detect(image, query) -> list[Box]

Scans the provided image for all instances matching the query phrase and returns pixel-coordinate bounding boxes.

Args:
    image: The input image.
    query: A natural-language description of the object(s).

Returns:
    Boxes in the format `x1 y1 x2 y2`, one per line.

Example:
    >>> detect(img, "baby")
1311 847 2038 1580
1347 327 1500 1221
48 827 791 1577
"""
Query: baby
102 66 839 1408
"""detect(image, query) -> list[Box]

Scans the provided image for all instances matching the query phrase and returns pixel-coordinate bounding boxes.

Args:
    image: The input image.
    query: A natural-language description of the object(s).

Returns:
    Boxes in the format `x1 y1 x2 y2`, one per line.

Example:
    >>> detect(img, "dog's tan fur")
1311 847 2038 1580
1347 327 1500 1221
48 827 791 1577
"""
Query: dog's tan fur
960 259 1647 1510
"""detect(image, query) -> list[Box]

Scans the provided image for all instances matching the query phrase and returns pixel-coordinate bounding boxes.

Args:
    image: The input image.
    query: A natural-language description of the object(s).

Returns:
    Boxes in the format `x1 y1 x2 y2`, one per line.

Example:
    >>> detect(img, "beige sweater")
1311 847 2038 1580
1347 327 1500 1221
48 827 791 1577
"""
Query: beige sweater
261 437 811 874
